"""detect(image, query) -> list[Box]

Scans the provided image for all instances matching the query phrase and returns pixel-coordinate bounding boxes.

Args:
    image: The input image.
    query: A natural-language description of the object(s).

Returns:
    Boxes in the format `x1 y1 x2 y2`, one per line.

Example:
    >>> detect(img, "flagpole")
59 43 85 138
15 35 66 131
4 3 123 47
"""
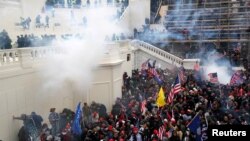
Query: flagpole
186 112 200 127
204 113 208 127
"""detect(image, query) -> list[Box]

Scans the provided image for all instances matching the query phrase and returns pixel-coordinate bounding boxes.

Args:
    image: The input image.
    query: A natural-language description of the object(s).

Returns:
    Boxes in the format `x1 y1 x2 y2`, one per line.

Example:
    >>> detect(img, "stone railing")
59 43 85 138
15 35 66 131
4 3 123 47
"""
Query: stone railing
131 40 183 65
0 40 199 71
0 47 63 69
0 41 129 70
116 4 130 23
131 40 199 69
0 49 19 65
0 0 21 8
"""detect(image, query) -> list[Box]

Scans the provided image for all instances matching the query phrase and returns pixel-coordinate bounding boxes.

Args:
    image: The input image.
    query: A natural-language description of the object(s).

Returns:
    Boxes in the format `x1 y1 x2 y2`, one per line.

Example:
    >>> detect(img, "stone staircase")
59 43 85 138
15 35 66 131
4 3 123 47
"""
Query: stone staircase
131 40 199 70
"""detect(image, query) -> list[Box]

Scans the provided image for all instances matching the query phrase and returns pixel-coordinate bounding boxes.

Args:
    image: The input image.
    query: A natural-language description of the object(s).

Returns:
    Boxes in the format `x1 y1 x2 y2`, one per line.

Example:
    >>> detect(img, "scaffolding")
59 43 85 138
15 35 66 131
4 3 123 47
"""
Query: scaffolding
162 0 250 59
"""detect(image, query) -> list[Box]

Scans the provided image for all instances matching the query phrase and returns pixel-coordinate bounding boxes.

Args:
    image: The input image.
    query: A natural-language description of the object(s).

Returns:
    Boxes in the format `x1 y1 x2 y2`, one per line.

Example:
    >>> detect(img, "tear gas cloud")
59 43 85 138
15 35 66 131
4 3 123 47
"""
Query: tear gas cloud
141 1 235 84
39 6 123 92
202 50 233 85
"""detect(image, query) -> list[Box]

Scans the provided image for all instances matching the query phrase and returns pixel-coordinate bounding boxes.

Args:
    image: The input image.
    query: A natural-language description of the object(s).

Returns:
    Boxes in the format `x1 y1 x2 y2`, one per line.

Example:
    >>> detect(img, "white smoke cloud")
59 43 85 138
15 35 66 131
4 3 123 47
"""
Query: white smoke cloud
39 6 123 92
202 51 233 84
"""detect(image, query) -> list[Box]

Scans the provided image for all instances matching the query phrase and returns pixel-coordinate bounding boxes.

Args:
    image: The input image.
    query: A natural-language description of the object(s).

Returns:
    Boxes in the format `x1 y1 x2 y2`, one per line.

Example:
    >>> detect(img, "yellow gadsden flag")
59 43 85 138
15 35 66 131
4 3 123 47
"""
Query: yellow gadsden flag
156 87 166 107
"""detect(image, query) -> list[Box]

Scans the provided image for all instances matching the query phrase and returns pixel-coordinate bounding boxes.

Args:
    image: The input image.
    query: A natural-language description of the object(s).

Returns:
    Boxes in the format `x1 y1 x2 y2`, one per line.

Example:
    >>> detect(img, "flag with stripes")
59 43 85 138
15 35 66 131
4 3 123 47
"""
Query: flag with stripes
141 59 149 70
208 73 219 83
149 68 159 76
167 75 182 104
141 100 147 114
158 125 166 140
194 62 200 71
230 71 243 85
178 66 186 84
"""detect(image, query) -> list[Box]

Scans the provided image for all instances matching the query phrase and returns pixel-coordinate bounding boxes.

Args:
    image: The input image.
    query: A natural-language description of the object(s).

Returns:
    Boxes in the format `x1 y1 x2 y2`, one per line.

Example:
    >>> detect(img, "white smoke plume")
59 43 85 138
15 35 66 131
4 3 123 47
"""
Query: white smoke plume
39 6 123 92
202 50 233 85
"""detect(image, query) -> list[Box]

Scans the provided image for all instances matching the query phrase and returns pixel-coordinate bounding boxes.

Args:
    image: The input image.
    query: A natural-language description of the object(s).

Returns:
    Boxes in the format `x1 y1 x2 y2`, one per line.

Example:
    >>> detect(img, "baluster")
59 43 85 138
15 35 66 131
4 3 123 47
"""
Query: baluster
15 52 19 61
9 52 13 62
34 50 37 58
0 53 3 66
6 52 10 63
31 51 34 59
3 53 7 63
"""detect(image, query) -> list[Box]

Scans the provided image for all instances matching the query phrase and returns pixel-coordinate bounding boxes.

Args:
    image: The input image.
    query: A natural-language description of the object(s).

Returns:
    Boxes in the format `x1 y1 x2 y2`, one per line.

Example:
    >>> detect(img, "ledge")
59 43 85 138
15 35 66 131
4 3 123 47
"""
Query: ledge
99 59 124 67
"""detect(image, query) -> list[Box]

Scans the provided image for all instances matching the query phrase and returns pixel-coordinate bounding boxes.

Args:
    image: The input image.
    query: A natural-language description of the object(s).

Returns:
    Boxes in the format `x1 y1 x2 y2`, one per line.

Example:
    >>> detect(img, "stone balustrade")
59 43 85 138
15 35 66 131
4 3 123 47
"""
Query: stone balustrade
0 47 63 69
131 40 200 69
0 40 200 71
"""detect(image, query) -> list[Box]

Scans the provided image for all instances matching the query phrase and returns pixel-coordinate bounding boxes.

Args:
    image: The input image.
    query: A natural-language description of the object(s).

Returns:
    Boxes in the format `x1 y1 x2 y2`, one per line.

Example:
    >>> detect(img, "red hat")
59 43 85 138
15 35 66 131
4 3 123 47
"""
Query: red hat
153 129 158 135
133 127 138 132
108 125 113 131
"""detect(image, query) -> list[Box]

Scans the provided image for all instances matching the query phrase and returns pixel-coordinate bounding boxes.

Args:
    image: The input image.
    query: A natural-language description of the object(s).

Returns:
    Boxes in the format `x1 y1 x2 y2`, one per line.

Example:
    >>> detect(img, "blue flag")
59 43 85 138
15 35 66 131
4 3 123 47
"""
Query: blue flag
154 76 163 85
187 114 201 133
148 60 153 68
72 102 82 135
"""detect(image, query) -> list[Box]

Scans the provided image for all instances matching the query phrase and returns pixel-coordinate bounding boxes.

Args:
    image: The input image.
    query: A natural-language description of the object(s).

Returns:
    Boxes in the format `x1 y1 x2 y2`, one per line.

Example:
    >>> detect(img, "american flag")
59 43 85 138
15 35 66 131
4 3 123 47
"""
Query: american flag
208 73 219 83
158 125 166 140
194 62 200 71
167 75 181 104
149 68 159 77
230 71 243 85
141 100 147 113
141 59 149 70
178 66 186 84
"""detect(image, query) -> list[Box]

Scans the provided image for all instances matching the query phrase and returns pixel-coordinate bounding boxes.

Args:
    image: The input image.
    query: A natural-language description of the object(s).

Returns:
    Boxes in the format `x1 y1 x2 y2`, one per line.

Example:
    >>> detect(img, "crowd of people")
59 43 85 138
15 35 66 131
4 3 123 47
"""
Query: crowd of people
15 59 250 141
45 0 129 8
16 17 32 30
46 0 82 8
105 33 131 41
17 34 56 48
15 32 130 48
0 30 12 49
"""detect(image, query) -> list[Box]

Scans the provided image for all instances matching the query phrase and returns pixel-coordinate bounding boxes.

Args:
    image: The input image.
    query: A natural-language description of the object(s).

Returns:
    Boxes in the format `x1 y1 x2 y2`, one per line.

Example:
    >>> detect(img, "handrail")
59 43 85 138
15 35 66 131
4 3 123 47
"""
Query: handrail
115 5 129 24
165 27 248 33
167 5 249 11
168 5 250 9
131 40 200 69
153 0 163 23
166 11 249 16
131 40 183 65
167 1 242 7
167 25 250 30
166 18 249 23
163 39 249 43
